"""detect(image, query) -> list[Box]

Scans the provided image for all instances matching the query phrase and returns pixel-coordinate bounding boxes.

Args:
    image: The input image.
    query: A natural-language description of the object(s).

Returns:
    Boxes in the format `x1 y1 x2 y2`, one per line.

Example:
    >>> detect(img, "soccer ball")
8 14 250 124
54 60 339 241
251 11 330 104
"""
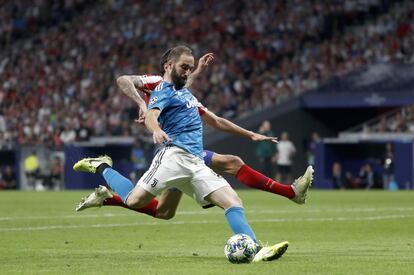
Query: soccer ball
224 234 258 264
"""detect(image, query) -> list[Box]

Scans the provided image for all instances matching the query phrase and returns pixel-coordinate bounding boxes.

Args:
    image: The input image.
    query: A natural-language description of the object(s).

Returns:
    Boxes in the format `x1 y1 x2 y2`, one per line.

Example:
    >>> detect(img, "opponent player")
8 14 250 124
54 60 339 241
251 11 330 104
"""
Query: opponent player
74 51 313 219
75 45 294 262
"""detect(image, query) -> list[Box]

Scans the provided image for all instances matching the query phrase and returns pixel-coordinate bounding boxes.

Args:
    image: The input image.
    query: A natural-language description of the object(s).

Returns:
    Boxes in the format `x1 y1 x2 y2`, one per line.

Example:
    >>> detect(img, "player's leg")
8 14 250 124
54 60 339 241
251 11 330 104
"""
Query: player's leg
189 162 257 242
75 184 159 216
154 188 183 220
194 169 288 263
206 150 314 204
73 153 184 218
207 151 244 175
105 188 182 220
126 146 189 213
125 185 156 209
73 155 159 216
103 191 159 217
205 186 258 240
73 155 134 201
78 185 182 219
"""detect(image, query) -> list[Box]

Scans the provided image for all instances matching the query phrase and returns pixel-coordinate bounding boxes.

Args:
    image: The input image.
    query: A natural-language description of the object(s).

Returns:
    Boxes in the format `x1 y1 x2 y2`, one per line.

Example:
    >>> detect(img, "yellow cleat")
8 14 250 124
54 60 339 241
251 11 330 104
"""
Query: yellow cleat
73 155 113 173
291 165 314 204
75 185 113 212
252 241 289 263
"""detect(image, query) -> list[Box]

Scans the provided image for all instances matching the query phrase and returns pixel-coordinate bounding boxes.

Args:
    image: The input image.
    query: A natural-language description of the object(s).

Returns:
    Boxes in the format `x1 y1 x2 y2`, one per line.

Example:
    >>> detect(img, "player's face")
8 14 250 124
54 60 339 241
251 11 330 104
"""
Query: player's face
170 54 194 89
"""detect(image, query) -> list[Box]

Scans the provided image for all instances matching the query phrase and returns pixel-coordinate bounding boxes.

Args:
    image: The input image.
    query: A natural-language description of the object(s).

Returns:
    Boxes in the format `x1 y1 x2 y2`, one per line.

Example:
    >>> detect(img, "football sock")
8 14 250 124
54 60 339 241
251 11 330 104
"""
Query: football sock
225 207 257 242
101 167 134 202
103 195 158 217
236 164 295 199
97 163 111 175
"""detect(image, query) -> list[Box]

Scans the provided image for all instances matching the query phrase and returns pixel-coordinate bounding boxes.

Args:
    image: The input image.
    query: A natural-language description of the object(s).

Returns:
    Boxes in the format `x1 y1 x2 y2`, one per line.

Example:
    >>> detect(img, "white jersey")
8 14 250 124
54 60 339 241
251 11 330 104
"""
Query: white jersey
277 140 296 166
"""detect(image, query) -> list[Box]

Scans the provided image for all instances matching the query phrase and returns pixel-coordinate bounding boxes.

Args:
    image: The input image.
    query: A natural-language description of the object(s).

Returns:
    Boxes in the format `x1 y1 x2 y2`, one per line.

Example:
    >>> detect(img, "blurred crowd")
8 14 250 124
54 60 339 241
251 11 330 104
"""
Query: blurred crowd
0 0 413 149
363 104 414 133
331 142 395 190
0 0 93 47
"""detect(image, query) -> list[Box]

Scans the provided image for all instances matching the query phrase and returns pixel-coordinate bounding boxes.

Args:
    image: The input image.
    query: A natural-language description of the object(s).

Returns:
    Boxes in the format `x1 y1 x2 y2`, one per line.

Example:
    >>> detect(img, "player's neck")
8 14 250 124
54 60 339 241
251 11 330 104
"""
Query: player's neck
163 73 172 84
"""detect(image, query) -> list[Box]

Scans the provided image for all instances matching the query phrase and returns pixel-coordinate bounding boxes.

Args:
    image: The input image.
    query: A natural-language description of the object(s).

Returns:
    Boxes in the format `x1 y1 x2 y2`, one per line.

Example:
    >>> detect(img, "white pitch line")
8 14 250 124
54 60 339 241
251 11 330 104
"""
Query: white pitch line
0 207 413 221
1 214 413 232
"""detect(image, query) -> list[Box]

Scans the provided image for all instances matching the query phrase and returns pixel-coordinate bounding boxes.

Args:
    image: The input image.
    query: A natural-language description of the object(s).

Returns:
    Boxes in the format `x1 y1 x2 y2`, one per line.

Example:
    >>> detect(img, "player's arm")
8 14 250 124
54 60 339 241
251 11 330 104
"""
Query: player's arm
145 109 170 144
185 53 214 88
201 109 278 143
116 75 147 111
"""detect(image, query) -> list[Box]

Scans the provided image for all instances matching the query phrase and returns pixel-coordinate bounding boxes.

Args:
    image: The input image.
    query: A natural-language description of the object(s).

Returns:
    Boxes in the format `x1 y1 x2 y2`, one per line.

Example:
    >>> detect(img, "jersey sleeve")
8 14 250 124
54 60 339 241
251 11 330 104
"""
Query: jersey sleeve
197 102 208 116
193 95 208 116
137 75 163 105
148 88 171 112
138 75 163 91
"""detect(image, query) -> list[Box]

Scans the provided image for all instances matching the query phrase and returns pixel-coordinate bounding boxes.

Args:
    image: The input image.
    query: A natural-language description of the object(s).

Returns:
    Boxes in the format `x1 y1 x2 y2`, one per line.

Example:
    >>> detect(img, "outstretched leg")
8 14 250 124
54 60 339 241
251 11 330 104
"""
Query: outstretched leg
208 152 313 204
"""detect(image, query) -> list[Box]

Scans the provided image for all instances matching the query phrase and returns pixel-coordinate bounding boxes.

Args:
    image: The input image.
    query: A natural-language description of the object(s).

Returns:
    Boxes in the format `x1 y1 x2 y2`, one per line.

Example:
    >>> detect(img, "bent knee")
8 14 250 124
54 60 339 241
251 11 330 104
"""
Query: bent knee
231 196 243 208
222 155 244 174
227 155 244 166
223 188 244 209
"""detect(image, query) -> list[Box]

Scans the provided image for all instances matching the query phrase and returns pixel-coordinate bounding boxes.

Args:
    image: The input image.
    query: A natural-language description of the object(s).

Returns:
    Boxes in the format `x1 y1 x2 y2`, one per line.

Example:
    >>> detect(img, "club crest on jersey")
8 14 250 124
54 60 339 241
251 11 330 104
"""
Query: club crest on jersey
149 96 158 105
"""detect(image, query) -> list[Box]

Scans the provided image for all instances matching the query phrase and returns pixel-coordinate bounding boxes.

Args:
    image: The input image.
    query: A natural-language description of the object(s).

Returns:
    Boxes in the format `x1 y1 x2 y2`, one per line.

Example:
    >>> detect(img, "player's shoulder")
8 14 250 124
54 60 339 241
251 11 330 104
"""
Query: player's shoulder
152 81 174 94
139 75 163 93
139 74 163 82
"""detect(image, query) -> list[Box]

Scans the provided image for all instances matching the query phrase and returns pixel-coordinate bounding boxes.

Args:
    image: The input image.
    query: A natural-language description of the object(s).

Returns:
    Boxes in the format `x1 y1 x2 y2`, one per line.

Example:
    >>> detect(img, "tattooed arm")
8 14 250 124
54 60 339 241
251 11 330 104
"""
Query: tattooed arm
116 75 147 111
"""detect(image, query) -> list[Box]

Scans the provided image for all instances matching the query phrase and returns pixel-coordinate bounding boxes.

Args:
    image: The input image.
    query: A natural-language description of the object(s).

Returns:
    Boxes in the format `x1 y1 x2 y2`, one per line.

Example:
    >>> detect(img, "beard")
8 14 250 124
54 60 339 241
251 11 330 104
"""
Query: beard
171 66 187 89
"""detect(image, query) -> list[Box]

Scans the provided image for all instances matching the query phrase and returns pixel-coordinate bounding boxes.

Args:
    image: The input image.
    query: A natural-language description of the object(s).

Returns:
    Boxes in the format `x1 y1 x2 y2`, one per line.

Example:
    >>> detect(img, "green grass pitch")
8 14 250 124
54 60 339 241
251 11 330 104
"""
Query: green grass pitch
1 190 413 274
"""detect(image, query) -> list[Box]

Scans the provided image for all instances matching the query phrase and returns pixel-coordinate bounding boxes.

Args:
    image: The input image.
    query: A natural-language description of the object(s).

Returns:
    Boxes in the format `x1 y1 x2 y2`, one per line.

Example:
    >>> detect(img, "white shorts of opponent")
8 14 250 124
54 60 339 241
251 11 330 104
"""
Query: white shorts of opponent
137 145 229 207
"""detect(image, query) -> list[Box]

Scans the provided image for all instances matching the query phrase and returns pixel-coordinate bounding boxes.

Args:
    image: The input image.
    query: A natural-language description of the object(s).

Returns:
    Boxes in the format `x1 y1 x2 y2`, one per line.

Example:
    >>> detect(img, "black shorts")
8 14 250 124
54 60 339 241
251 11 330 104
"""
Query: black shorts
277 165 291 174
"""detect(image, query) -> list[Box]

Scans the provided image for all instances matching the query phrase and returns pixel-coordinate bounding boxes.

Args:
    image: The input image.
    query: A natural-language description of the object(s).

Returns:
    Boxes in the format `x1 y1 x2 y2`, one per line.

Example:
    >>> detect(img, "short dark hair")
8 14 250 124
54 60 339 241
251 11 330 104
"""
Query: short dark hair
159 45 192 73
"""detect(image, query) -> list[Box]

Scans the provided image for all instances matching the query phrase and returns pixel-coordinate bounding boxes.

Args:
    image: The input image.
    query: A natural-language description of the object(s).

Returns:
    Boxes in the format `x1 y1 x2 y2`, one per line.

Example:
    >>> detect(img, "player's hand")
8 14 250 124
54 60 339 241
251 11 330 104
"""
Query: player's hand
153 129 170 144
135 108 146 125
197 53 214 72
250 132 278 143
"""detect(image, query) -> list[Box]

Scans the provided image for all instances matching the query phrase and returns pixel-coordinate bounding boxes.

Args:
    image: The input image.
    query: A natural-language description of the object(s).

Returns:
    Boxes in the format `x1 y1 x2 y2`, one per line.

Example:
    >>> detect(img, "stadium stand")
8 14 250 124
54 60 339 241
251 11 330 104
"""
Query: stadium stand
358 105 414 134
0 0 413 189
1 0 412 149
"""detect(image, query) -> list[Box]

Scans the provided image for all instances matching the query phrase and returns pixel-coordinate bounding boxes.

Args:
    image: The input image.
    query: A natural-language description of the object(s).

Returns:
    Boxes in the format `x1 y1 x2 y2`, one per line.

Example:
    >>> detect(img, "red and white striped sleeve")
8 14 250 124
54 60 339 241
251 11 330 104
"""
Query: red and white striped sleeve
138 75 163 93
137 75 163 105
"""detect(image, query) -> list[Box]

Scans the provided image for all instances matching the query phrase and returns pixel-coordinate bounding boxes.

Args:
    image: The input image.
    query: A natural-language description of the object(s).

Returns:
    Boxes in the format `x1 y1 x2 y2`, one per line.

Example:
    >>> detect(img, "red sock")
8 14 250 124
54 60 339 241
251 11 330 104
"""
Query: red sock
103 194 159 217
235 165 295 199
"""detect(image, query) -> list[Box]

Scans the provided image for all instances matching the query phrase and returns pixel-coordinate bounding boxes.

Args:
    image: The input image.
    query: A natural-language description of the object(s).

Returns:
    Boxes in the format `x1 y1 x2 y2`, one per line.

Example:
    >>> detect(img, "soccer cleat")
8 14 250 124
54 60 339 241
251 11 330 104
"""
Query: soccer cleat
252 241 289 263
73 155 113 173
291 165 314 205
75 185 113 211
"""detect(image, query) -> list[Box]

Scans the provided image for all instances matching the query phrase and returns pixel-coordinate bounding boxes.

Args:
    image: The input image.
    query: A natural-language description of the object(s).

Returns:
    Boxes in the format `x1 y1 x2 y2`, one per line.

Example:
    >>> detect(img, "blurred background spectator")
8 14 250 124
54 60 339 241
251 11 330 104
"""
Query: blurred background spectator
255 120 277 178
306 131 321 166
382 142 395 190
48 156 64 190
0 165 16 190
331 161 351 189
358 163 382 189
275 131 296 184
24 151 40 189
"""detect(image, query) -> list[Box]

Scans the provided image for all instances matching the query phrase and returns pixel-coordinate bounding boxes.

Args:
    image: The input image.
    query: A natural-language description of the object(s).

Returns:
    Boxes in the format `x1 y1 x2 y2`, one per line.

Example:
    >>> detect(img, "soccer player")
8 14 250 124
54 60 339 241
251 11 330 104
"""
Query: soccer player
74 45 313 262
75 51 313 218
